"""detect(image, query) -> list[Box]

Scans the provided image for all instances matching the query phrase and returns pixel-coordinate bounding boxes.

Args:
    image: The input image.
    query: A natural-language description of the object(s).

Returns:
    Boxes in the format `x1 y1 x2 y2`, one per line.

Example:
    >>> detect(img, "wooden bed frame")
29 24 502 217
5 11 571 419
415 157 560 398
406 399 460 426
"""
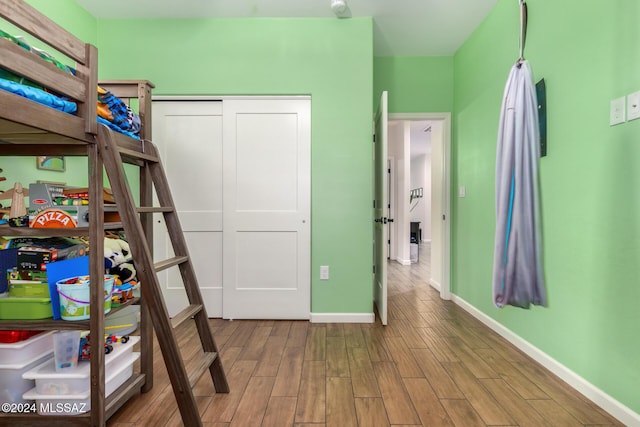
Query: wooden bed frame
0 0 97 144
0 1 155 425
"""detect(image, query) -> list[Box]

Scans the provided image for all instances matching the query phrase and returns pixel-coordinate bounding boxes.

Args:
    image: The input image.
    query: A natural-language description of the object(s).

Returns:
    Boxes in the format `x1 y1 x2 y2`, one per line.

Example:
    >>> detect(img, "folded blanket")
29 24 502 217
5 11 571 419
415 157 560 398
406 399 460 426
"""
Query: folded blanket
0 76 77 113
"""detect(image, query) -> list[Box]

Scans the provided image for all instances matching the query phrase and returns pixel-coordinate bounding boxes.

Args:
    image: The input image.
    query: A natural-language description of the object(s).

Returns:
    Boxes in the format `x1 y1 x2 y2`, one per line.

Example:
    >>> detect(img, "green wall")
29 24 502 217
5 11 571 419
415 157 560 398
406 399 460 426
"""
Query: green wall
26 0 96 44
94 18 374 314
453 0 639 414
20 3 374 315
374 56 453 113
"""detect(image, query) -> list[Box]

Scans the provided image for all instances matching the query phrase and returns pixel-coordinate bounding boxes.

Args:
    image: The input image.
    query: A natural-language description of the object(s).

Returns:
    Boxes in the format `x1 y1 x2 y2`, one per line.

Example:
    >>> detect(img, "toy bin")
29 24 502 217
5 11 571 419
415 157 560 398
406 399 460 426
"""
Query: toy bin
0 330 44 344
23 335 140 396
56 275 114 321
0 331 53 365
53 330 81 371
105 305 140 336
0 297 52 319
0 351 53 404
23 352 139 415
9 281 49 298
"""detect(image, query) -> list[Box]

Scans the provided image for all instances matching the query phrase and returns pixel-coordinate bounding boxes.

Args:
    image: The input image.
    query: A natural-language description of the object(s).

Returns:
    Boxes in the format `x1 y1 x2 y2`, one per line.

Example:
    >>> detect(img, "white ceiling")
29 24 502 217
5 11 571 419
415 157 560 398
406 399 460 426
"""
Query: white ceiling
75 0 497 56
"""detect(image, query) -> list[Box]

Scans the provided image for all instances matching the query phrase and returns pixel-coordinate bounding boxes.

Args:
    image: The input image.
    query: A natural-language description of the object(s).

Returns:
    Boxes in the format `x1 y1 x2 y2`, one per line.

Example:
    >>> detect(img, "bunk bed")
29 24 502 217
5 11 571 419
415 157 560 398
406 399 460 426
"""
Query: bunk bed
0 1 154 425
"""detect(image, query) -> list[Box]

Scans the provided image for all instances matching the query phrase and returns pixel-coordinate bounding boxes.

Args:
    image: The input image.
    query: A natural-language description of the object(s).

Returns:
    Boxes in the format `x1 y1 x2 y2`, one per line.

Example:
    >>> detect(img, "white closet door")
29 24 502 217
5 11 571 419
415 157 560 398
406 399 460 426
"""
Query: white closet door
222 98 311 319
152 101 224 317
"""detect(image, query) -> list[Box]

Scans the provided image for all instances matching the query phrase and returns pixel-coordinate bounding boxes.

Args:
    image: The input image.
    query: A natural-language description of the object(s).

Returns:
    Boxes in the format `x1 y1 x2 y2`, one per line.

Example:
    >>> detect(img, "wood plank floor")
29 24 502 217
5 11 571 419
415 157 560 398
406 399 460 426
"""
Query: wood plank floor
108 244 623 426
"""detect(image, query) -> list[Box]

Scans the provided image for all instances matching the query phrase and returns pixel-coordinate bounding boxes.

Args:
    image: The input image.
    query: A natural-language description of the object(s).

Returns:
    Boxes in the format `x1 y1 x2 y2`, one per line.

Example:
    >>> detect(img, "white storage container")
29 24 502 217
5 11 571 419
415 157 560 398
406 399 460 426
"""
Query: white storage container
23 352 139 415
23 335 139 395
0 331 54 365
0 351 53 404
105 305 140 336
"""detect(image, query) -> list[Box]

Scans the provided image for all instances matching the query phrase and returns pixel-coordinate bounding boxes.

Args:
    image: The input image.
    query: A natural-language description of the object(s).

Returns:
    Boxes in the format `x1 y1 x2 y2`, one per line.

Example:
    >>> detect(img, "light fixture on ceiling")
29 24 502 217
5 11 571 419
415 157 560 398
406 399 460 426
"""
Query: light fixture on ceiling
331 0 347 17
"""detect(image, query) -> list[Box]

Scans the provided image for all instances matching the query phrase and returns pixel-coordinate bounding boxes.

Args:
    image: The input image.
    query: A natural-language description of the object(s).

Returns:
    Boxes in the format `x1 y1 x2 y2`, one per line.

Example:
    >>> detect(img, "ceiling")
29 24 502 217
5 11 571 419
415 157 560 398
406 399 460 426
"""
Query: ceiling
75 0 497 56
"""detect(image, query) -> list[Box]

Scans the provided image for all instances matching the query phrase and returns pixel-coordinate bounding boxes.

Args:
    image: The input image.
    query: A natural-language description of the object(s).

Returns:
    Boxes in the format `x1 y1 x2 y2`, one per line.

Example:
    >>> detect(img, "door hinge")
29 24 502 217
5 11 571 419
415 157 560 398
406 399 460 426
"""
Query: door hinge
373 265 376 274
388 168 390 174
442 214 446 220
373 200 376 209
373 134 376 143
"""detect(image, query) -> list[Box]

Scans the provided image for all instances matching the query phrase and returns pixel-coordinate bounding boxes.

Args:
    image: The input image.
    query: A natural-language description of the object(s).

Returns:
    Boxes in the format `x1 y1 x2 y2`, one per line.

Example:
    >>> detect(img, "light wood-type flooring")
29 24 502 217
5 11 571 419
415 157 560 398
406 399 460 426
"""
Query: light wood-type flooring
108 244 623 426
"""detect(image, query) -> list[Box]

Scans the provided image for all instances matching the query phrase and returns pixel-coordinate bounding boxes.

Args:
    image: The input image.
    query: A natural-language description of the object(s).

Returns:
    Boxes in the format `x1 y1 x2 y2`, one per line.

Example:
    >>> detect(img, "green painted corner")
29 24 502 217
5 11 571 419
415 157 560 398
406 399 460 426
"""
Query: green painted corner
374 56 453 113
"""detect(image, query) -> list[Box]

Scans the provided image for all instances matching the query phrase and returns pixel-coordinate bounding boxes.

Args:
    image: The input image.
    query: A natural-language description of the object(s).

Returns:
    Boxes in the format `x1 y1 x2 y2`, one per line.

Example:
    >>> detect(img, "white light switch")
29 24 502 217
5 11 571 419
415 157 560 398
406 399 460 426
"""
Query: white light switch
627 91 640 121
459 185 466 198
320 265 329 280
610 96 626 126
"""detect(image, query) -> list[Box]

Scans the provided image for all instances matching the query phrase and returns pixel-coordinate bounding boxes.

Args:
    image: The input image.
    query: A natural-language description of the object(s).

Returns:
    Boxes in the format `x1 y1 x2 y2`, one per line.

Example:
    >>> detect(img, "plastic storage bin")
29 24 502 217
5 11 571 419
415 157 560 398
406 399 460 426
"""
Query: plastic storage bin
0 297 52 319
105 305 140 336
55 274 114 321
9 281 49 298
0 331 53 364
0 330 44 344
23 352 139 415
23 335 140 395
53 330 81 371
0 351 53 404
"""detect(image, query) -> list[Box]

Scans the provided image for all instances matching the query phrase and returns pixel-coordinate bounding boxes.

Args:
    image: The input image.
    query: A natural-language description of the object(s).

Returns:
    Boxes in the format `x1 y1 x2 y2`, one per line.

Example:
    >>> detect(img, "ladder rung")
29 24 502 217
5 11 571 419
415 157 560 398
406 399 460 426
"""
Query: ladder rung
188 352 219 388
154 256 189 272
137 206 174 213
118 146 160 163
171 304 203 329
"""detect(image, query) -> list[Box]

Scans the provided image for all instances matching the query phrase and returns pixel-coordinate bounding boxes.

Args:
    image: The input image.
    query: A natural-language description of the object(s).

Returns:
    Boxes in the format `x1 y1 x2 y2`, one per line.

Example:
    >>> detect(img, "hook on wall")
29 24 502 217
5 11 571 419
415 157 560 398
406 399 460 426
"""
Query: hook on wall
517 0 528 67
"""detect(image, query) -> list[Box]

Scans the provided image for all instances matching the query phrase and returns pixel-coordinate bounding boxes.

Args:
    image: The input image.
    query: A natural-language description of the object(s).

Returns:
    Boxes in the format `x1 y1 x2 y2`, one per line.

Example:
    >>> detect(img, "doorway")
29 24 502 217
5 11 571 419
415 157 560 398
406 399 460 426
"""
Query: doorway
388 113 451 301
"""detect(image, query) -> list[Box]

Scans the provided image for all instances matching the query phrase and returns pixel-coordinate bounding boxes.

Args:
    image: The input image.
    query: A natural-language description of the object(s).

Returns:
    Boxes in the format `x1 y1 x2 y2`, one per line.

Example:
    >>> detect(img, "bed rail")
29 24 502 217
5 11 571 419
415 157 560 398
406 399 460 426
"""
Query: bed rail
0 0 97 136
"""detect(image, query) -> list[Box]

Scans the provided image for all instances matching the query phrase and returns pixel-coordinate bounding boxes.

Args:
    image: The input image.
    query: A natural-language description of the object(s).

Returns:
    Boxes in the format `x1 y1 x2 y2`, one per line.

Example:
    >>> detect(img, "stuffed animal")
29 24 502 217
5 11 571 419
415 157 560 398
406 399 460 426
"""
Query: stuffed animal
104 237 136 284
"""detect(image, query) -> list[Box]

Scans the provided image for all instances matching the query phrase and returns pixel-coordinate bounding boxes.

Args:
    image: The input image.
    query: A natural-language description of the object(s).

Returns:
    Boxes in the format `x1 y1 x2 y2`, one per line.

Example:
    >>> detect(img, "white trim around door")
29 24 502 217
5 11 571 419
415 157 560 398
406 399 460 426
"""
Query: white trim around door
389 112 451 301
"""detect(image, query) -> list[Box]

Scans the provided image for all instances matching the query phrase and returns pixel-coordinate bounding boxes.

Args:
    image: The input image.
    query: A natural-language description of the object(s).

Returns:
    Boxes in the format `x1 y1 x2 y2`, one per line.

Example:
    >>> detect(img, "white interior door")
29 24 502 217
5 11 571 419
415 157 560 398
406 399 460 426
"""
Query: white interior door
222 98 311 319
152 101 224 317
374 91 389 325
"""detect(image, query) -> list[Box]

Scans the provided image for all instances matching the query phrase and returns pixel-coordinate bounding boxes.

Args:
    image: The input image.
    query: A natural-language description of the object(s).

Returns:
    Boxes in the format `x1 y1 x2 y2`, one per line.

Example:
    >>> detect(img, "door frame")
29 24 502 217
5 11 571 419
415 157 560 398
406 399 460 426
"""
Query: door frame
388 112 451 301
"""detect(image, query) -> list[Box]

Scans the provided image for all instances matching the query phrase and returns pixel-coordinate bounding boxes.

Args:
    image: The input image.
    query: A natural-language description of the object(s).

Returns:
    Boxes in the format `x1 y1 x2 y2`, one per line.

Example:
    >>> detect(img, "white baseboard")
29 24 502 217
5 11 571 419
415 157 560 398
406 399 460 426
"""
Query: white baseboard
451 295 640 427
399 259 412 266
310 312 375 323
429 278 441 292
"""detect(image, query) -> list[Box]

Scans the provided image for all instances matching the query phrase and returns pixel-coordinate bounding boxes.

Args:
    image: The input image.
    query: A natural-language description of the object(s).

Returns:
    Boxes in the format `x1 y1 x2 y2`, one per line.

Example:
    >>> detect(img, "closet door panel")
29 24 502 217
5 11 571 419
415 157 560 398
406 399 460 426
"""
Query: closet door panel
223 98 311 319
152 101 224 317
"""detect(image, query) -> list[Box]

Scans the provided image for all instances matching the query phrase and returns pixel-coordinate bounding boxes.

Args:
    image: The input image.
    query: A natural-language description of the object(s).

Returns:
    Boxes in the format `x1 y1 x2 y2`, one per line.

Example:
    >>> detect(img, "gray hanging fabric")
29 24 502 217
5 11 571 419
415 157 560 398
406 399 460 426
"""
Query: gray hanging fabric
492 59 546 309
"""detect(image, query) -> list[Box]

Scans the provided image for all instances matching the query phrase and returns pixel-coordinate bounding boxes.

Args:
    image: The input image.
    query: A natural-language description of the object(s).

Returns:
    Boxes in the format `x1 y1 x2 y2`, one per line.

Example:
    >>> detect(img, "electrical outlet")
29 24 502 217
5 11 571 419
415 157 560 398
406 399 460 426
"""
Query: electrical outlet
320 265 329 280
627 91 640 121
458 185 466 198
610 96 626 126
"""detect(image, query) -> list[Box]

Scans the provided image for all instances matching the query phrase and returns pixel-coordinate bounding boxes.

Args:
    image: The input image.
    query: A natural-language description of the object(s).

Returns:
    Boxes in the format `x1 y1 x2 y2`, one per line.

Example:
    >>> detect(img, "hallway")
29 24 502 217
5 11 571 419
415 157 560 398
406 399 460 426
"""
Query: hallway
108 245 623 426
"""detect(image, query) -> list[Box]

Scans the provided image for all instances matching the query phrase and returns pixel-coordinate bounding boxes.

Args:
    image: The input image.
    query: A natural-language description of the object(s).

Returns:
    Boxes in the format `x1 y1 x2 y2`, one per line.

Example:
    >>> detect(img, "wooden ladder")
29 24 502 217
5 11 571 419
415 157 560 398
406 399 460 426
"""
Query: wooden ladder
96 124 229 426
